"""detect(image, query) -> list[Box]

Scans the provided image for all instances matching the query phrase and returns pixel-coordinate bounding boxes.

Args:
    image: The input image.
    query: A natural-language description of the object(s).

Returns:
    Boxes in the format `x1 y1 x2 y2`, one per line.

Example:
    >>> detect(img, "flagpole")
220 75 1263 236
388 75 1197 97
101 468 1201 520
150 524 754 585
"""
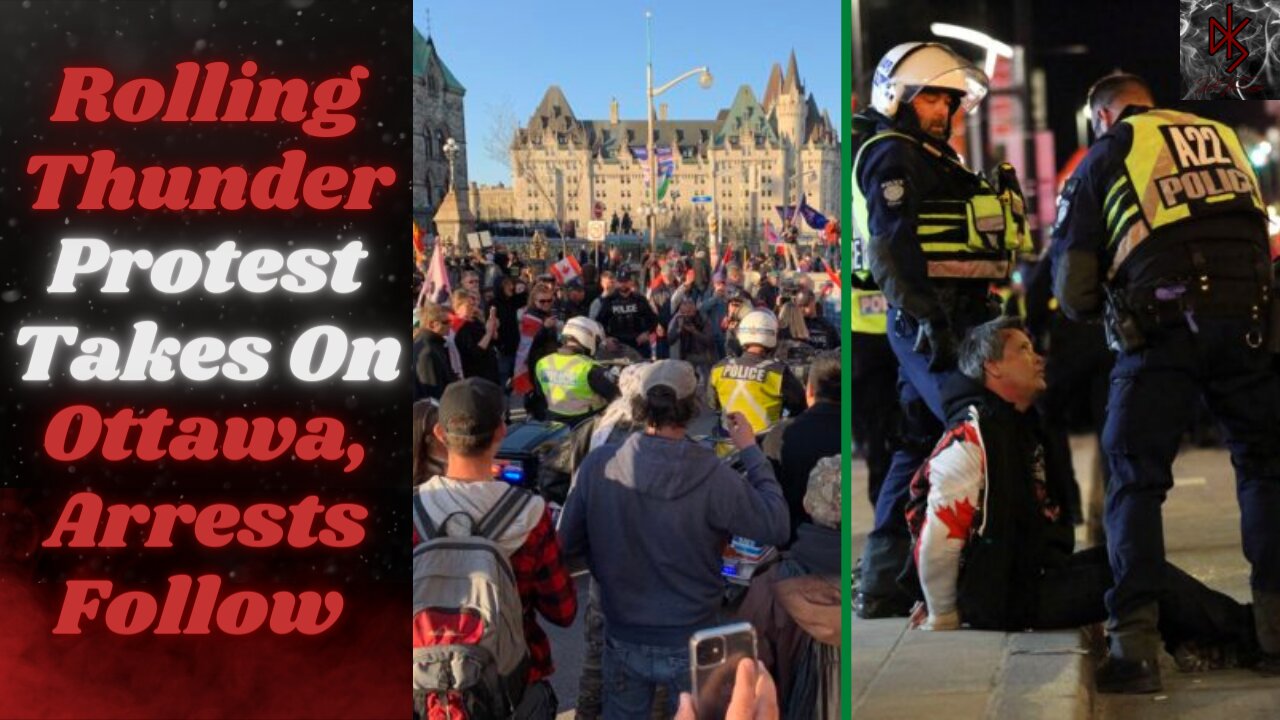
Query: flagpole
646 11 657 258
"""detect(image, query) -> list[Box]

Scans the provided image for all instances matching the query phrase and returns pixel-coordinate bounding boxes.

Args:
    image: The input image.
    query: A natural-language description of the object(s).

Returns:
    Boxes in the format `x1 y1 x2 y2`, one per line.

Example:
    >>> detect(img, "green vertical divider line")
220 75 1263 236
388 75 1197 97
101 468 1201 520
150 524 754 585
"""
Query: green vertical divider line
840 0 853 717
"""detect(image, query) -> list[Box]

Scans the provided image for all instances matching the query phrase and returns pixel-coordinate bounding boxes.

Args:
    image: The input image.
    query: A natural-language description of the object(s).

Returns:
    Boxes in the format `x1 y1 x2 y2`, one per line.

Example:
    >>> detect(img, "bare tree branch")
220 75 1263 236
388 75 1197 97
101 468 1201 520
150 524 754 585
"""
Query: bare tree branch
485 99 564 239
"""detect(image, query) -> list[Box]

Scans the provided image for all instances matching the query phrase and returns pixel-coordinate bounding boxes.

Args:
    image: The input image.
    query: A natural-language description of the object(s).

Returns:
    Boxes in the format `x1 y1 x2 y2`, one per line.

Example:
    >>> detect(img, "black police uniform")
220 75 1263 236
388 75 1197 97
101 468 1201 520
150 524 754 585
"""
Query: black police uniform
850 271 901 508
595 288 659 353
1053 105 1280 665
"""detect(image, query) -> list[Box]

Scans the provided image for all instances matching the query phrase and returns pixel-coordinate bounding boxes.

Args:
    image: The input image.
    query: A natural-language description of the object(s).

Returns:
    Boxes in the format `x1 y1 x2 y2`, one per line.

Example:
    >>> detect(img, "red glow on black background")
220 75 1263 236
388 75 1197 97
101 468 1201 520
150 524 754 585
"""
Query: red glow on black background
0 1 411 717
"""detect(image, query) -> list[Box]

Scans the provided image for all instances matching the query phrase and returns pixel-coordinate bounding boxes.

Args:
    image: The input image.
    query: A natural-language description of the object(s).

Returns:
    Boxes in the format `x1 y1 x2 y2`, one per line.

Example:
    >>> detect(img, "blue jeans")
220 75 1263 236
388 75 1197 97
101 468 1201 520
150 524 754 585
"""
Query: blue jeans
601 636 690 720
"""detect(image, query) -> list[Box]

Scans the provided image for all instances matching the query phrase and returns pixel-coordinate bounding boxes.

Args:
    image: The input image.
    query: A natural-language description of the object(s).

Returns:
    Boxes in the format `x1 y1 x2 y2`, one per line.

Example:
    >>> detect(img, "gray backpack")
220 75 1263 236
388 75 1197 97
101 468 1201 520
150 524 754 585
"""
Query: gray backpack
412 485 533 720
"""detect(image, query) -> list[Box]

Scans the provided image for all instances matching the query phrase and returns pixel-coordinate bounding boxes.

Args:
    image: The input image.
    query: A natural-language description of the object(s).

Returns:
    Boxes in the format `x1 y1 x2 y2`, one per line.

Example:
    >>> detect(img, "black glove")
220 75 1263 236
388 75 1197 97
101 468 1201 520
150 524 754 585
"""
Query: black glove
914 317 958 371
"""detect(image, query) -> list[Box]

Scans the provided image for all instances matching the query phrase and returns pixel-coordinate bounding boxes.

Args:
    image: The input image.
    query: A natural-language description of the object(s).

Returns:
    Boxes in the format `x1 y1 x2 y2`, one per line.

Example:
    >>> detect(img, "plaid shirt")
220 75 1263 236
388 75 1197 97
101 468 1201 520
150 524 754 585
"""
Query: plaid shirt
414 505 577 684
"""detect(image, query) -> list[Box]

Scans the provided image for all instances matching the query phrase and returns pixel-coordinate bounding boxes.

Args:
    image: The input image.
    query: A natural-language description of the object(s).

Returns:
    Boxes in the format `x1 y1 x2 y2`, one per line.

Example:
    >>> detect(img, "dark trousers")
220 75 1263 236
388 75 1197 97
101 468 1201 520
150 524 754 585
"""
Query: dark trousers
1037 317 1113 522
858 307 956 600
1101 319 1280 657
851 332 900 507
1029 547 1255 654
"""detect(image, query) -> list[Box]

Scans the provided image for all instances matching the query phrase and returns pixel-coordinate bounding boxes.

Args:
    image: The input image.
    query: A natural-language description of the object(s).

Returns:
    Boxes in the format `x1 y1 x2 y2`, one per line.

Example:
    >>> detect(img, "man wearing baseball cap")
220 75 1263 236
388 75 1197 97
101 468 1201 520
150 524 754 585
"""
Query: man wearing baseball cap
559 360 790 718
414 378 578 711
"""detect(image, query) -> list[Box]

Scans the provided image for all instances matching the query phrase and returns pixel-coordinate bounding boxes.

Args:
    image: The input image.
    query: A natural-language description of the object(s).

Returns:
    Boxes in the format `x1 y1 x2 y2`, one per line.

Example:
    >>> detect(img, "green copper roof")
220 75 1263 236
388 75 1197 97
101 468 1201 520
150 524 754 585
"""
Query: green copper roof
715 85 779 146
413 27 465 94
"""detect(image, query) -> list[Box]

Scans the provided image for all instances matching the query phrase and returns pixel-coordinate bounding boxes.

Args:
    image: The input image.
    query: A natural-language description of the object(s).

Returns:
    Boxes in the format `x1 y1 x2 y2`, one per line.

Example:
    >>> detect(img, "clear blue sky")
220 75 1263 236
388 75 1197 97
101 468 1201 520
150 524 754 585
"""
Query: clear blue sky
414 0 841 185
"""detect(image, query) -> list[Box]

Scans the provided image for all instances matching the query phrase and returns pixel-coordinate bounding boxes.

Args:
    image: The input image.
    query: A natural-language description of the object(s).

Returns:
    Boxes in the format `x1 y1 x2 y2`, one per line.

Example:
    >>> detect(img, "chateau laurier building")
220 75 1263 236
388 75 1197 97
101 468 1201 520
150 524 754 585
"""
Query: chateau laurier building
492 53 839 245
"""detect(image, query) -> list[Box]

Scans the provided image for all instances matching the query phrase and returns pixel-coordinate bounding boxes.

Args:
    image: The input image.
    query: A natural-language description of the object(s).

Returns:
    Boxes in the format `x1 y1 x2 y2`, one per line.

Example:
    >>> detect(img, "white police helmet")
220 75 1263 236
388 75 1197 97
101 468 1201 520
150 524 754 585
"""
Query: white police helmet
738 310 779 350
562 316 605 355
871 42 989 119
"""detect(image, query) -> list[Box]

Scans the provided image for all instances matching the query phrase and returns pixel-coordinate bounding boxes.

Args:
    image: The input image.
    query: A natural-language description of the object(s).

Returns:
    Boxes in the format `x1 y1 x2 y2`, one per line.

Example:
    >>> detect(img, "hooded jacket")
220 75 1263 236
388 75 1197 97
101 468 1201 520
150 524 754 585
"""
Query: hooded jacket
558 434 789 646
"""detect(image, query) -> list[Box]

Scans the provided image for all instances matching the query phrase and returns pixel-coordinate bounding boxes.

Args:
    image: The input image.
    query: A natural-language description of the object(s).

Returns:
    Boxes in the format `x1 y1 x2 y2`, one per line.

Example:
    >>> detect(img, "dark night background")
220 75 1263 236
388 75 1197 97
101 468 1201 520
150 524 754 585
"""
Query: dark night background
856 0 1271 169
0 1 410 717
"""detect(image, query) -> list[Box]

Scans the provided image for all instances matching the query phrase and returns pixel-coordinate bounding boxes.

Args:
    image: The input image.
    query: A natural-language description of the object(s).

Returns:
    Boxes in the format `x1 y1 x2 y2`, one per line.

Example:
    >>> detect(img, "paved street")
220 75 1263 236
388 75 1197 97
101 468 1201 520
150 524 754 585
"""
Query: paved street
545 409 721 719
549 575 591 720
851 435 1280 719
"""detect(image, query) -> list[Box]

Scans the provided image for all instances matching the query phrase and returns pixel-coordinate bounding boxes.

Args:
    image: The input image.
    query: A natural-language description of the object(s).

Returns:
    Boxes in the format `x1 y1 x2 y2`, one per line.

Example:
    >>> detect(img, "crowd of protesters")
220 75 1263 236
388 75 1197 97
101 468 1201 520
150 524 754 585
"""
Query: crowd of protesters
411 237 842 719
411 242 842 406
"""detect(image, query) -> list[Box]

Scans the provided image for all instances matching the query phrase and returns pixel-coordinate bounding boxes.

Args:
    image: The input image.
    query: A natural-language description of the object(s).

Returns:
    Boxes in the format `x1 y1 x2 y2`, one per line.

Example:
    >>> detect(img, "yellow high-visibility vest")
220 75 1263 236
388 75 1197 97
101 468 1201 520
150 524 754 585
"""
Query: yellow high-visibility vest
1103 109 1265 276
851 289 888 335
535 352 606 418
710 358 787 434
852 131 1032 281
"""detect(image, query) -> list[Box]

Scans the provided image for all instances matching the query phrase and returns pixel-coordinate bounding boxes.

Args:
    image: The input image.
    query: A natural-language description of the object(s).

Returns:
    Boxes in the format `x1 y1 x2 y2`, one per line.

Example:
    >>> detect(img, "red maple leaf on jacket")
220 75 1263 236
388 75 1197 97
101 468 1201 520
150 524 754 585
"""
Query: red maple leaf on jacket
935 497 977 541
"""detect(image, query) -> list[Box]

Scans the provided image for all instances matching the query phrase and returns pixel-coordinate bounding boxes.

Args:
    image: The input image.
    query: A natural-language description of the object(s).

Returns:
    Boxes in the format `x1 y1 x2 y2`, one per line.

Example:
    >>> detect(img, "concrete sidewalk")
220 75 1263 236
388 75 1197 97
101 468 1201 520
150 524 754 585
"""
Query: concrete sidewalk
850 438 1100 720
853 434 1280 719
1095 446 1280 719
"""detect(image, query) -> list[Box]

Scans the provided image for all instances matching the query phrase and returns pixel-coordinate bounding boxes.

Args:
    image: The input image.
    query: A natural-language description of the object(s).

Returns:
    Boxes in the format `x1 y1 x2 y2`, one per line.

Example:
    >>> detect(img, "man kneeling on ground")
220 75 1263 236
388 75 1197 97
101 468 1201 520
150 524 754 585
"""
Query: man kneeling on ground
906 316 1258 692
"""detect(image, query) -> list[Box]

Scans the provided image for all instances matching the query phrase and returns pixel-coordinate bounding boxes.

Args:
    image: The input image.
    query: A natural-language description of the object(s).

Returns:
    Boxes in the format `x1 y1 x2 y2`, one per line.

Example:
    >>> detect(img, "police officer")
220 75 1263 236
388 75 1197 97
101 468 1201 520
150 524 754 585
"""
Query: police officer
1053 73 1280 691
534 316 619 425
850 271 900 508
851 42 1032 618
595 267 660 355
710 310 807 435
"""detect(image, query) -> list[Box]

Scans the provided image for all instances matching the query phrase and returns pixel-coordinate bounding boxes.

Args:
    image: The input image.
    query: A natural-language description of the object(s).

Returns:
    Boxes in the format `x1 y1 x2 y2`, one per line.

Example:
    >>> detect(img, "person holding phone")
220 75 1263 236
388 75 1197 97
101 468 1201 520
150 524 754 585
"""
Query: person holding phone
558 360 790 719
675 658 779 720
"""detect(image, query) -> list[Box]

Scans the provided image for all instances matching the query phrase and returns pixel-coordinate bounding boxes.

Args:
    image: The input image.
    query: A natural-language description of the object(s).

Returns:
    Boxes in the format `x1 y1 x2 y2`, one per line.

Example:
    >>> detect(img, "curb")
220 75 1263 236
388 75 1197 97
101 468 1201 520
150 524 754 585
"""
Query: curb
986 627 1096 720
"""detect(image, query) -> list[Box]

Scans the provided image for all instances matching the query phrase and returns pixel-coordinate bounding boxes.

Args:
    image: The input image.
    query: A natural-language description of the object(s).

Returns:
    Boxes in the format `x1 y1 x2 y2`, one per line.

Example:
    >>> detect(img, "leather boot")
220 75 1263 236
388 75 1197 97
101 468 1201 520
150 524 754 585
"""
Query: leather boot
1253 590 1280 675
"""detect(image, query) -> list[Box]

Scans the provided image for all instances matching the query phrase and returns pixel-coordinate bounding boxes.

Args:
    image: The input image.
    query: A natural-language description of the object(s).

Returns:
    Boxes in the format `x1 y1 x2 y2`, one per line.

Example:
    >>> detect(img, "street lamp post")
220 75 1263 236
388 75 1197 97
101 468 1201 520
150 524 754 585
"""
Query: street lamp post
645 10 712 255
442 137 460 258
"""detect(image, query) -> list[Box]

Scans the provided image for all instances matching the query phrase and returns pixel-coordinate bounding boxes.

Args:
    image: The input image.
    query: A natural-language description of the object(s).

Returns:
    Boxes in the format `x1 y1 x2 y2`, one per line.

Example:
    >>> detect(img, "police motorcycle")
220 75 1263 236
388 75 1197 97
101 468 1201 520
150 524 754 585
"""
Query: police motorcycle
777 340 819 387
494 322 643 513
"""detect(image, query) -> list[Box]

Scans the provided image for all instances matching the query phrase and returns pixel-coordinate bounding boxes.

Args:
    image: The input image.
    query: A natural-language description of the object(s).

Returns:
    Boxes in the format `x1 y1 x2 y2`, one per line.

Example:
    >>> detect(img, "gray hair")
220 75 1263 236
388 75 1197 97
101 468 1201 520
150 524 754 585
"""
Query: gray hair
958 316 1027 382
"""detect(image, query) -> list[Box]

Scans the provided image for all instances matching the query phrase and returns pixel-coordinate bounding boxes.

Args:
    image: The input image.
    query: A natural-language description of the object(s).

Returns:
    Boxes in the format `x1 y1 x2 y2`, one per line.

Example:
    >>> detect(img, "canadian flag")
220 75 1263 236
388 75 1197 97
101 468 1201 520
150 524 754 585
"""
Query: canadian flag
550 255 583 285
512 311 549 395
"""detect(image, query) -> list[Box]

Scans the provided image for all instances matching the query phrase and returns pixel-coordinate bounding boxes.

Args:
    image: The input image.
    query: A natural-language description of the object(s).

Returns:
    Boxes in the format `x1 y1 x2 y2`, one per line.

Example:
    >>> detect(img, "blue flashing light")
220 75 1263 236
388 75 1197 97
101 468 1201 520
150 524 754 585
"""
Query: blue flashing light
500 466 525 484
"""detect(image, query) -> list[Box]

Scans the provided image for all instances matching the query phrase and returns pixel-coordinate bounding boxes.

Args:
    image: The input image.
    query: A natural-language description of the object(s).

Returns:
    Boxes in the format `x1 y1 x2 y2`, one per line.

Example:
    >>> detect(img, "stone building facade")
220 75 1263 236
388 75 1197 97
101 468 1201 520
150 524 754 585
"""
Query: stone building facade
468 182 516 223
509 52 840 246
412 27 468 230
